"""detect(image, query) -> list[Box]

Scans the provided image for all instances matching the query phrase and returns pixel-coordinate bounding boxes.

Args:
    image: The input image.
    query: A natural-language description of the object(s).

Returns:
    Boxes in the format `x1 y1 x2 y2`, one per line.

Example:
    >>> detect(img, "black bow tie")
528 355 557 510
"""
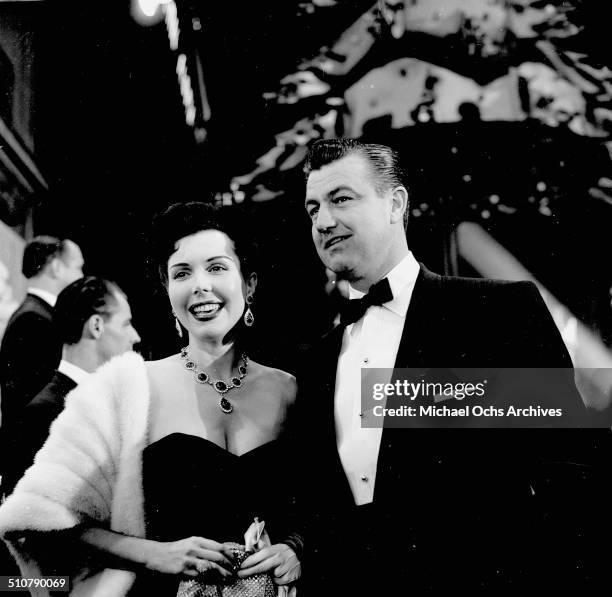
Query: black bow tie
339 277 393 327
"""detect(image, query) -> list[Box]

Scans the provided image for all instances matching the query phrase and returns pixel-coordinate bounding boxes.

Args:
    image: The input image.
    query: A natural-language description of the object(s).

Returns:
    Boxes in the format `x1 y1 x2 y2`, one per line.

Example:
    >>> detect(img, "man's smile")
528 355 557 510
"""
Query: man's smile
324 235 351 250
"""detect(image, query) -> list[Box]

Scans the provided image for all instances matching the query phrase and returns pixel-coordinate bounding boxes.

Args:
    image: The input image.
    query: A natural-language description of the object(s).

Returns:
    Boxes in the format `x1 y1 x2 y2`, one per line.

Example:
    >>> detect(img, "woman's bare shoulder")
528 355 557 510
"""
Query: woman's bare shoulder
145 354 184 386
249 361 297 404
146 353 181 370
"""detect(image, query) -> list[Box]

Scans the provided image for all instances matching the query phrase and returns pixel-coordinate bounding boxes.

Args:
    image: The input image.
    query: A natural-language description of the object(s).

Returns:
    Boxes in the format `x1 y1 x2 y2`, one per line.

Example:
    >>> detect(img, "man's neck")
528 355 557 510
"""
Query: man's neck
28 276 58 296
353 244 409 292
62 343 100 374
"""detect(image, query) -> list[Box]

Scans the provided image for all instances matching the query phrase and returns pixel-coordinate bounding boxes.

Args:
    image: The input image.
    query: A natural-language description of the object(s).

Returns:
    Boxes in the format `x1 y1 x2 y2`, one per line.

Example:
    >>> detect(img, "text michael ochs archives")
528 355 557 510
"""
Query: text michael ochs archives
358 368 588 428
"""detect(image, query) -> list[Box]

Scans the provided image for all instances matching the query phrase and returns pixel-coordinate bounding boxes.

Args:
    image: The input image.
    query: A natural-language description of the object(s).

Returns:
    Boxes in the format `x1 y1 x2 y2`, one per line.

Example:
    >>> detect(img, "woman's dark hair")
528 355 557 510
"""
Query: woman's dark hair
149 201 258 288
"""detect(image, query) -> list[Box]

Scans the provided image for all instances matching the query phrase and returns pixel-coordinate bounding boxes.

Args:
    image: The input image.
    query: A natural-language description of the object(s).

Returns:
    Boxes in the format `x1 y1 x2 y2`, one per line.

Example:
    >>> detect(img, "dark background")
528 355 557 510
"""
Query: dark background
7 0 612 364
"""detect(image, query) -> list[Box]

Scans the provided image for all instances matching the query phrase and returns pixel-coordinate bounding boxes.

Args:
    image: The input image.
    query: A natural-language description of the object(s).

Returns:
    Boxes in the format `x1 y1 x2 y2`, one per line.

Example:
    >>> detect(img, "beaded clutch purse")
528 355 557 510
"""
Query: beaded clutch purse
176 519 277 597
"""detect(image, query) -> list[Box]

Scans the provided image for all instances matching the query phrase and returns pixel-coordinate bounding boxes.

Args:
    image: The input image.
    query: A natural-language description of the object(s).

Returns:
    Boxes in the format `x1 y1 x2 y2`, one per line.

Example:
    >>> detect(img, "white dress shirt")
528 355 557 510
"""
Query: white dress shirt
334 251 420 505
27 287 57 308
57 360 89 385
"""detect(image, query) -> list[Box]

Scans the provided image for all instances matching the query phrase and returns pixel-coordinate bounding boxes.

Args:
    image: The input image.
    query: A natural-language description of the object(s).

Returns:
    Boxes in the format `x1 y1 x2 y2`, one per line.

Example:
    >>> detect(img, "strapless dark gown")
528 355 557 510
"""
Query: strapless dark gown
132 433 301 595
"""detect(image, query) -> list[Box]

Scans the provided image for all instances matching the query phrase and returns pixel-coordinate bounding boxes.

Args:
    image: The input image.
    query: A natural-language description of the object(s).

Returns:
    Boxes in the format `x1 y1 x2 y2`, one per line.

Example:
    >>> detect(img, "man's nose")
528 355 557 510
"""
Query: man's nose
315 203 336 232
131 327 141 345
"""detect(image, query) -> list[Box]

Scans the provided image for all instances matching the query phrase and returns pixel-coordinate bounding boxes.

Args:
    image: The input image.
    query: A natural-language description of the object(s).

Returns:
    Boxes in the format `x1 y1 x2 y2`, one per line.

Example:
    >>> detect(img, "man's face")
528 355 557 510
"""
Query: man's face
58 241 84 288
98 293 141 362
305 153 394 288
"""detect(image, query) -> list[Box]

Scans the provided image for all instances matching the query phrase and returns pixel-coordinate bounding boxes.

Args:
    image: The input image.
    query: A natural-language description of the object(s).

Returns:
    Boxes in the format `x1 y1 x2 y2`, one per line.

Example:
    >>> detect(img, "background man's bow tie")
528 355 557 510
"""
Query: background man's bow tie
339 277 393 326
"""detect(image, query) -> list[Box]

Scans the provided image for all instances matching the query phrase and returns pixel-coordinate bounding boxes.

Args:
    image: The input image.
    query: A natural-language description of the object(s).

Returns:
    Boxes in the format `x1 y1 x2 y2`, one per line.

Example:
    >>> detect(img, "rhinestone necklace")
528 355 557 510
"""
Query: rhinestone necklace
180 347 248 414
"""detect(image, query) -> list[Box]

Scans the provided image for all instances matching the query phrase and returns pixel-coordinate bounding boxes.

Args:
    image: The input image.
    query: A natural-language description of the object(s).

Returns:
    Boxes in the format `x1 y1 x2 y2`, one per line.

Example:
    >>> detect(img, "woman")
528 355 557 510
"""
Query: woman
0 202 301 596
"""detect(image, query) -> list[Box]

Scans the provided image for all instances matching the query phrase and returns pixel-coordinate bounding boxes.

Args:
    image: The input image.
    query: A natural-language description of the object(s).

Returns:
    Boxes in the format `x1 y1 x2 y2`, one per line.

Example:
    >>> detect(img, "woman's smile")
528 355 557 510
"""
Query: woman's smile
188 301 223 321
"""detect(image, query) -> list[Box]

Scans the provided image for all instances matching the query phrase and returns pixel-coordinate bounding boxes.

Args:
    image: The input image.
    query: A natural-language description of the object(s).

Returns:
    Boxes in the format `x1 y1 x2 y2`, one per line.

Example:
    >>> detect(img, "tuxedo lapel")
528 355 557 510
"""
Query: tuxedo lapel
394 265 443 369
377 266 444 500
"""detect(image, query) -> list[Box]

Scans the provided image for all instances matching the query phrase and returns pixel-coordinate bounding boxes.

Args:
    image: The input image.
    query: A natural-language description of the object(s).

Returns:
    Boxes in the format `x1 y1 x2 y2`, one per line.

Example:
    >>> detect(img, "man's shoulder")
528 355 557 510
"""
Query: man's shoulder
24 373 71 414
426 268 536 295
3 296 53 332
420 267 541 310
14 294 52 317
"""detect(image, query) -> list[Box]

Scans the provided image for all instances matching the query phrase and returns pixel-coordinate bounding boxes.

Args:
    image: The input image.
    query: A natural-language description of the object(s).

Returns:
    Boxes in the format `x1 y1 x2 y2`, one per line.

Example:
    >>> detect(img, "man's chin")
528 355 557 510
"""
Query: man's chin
326 262 358 283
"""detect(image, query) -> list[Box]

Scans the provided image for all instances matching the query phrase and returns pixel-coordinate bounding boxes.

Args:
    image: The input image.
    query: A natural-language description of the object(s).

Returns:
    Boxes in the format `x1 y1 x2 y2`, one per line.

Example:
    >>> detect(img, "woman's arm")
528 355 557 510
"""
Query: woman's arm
78 527 233 578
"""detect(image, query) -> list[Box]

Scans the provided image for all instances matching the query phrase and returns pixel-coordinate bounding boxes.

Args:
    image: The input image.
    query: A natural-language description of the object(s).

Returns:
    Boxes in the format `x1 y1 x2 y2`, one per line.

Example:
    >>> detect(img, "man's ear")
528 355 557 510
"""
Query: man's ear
48 257 62 279
389 186 408 224
86 314 104 339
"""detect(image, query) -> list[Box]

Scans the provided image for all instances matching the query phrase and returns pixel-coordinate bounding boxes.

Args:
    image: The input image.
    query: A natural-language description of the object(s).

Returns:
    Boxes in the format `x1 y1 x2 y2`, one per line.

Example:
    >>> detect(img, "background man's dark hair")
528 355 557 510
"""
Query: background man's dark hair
54 276 123 345
304 138 409 227
21 236 67 279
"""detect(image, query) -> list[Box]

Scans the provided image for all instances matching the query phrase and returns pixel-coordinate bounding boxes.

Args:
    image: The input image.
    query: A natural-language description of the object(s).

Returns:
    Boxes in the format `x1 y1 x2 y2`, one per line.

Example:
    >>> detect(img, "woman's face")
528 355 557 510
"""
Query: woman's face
167 229 255 343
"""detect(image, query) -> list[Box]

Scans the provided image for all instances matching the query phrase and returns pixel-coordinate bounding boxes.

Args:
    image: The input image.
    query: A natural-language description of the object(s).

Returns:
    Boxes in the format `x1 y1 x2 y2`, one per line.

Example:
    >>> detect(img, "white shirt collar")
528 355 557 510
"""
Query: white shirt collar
348 251 420 317
27 287 58 307
58 359 90 385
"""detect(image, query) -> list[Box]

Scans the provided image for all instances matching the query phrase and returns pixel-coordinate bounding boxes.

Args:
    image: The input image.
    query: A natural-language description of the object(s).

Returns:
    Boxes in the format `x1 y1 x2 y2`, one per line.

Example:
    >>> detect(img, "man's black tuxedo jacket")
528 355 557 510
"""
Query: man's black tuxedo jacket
3 371 76 495
0 294 61 427
296 266 606 594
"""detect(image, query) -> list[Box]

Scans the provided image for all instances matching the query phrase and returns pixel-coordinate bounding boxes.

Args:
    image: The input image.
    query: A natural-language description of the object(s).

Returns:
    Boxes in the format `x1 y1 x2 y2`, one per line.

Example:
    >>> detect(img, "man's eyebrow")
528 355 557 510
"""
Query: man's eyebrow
328 185 356 197
305 185 356 207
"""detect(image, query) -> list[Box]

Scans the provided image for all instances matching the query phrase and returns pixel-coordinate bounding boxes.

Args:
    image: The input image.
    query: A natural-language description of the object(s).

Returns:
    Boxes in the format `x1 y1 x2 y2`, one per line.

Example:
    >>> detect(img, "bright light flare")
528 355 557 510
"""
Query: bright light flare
132 0 171 24
139 0 159 17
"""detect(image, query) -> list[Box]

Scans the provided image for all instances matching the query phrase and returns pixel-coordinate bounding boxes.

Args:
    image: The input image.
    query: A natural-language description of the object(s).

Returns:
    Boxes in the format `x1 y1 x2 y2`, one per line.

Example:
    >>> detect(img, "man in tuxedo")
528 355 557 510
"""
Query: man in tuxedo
0 236 84 429
3 276 140 494
299 138 599 594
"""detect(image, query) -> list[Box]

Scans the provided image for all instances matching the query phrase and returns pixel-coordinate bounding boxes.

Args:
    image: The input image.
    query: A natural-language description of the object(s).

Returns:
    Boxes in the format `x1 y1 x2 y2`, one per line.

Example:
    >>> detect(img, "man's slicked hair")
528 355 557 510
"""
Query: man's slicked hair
53 276 124 345
304 138 409 226
304 138 407 193
22 236 66 279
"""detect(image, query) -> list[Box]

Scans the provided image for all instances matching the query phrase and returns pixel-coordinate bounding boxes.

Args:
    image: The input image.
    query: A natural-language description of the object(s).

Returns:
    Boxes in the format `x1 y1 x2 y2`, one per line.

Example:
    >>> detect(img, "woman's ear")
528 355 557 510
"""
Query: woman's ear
86 314 104 339
245 272 258 298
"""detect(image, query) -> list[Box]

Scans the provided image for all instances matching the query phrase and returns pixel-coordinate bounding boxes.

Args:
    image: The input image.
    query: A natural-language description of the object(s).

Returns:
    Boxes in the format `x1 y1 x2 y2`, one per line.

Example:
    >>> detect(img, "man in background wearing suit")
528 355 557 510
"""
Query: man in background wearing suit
0 236 84 430
299 138 598 594
2 276 140 494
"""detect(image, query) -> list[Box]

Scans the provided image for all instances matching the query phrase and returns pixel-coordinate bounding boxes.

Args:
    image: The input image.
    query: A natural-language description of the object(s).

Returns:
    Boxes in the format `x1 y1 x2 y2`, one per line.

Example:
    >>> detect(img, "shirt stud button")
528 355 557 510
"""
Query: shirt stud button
363 357 369 364
359 412 364 418
361 475 369 482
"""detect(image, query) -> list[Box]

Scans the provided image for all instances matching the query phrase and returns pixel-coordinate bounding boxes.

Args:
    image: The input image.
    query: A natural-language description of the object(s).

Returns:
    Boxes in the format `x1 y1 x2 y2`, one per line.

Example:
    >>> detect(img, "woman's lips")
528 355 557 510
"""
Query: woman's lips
189 303 222 320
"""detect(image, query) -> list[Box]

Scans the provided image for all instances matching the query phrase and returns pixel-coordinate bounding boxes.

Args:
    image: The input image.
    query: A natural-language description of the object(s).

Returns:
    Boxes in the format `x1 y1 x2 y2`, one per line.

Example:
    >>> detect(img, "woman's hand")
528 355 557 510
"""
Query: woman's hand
237 544 300 585
145 536 234 578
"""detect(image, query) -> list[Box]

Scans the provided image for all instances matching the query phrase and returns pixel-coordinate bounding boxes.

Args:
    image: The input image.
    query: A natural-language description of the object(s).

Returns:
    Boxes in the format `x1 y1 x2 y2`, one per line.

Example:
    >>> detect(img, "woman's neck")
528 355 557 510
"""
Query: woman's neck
185 338 238 379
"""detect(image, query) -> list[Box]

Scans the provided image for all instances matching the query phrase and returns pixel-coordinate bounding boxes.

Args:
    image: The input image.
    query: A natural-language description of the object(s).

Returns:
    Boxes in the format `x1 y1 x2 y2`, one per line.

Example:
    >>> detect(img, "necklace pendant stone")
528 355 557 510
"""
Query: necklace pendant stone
231 377 241 387
196 372 209 384
219 397 233 414
214 380 228 393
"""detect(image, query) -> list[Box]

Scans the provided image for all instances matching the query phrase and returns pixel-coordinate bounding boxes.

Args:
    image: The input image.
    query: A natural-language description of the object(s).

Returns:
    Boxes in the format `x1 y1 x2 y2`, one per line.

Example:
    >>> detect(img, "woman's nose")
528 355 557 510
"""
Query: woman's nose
192 271 212 293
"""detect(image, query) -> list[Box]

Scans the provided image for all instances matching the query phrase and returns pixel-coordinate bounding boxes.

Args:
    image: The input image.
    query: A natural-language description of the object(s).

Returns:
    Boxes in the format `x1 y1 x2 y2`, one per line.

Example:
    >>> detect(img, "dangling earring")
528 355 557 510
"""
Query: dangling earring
173 312 183 338
244 295 255 327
